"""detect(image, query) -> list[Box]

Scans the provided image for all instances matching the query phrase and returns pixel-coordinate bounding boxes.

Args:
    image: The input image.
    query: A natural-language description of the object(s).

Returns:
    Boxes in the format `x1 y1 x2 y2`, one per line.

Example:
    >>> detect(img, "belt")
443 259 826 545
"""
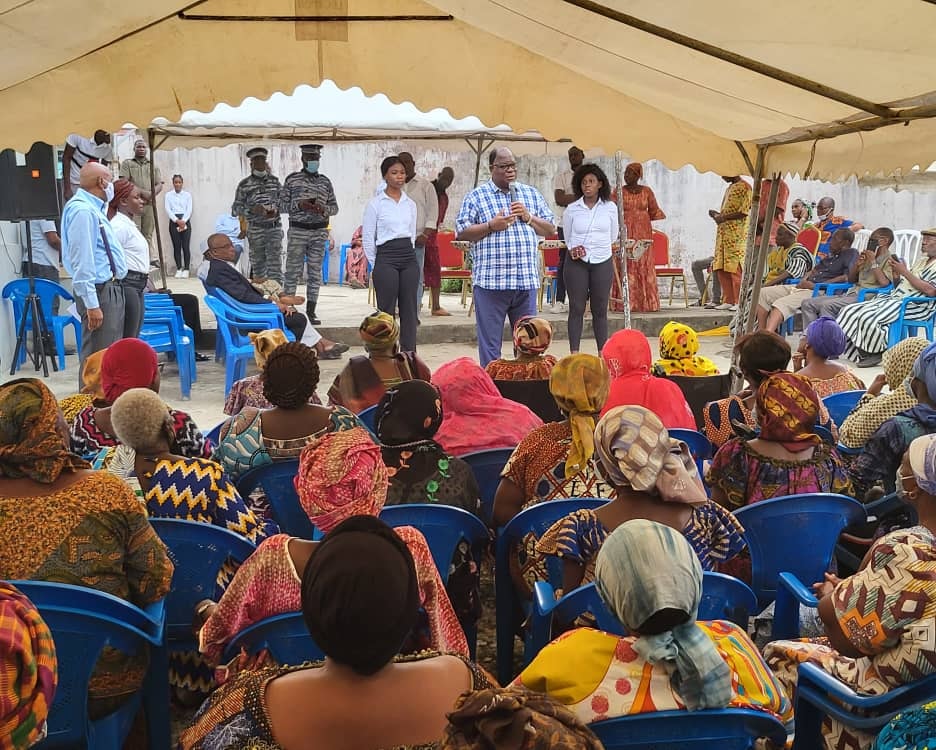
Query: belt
124 270 150 281
290 220 328 231
94 279 122 292
248 220 282 229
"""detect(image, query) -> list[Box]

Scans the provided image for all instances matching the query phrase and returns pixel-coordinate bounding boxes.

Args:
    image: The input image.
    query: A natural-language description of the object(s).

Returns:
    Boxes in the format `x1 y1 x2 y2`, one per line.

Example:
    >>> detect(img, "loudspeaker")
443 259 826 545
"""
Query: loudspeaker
0 143 60 221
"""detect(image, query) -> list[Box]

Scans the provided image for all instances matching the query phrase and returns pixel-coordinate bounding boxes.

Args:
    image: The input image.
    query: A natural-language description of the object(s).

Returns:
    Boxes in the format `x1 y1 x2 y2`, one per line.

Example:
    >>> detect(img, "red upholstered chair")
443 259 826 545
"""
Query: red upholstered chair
438 233 472 309
652 230 689 307
797 226 822 258
538 240 564 310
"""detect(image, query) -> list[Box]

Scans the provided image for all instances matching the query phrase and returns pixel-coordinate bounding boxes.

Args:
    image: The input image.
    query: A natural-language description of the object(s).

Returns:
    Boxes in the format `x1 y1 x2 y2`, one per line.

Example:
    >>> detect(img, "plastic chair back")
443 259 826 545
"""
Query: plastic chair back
591 708 787 750
821 390 865 427
205 420 225 447
149 518 256 642
733 493 865 607
235 459 314 539
797 226 822 256
494 379 563 424
224 611 324 665
203 295 258 395
668 428 714 478
697 571 758 623
893 229 922 267
459 447 516 524
357 404 378 435
651 229 670 266
667 374 732 431
853 228 871 252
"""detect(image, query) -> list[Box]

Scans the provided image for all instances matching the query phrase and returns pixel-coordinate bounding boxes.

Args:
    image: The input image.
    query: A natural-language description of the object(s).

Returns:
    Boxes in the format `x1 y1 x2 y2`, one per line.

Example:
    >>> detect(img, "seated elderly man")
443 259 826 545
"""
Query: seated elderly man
200 232 347 359
756 227 857 333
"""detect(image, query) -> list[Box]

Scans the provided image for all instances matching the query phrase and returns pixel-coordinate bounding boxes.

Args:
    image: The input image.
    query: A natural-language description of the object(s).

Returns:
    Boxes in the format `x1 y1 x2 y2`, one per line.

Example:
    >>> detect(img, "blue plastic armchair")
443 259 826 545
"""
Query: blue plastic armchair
668 429 714 480
235 459 315 539
459 447 516 525
822 390 865 427
204 295 265 395
856 284 894 301
811 281 852 297
223 611 324 665
887 295 936 347
12 580 168 750
2 278 81 371
357 404 378 436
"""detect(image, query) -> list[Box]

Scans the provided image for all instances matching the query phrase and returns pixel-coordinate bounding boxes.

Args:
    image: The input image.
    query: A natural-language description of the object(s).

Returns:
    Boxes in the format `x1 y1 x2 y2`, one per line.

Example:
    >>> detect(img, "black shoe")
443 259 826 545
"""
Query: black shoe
195 352 210 362
329 342 350 354
306 304 321 326
856 352 883 368
318 346 343 360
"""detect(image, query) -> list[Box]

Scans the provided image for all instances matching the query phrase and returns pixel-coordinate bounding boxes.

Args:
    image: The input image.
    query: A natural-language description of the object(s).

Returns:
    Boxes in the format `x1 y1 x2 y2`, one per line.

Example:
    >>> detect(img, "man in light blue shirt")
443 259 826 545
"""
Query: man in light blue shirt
61 162 127 378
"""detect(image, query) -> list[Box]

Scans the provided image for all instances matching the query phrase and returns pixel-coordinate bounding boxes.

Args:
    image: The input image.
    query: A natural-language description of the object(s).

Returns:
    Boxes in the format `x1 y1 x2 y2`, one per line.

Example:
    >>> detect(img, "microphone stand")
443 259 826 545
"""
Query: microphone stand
10 220 58 376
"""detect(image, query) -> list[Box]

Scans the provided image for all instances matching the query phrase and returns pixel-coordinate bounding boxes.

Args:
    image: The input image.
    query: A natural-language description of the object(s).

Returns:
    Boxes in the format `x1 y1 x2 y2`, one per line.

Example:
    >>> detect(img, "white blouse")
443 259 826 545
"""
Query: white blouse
361 190 417 266
164 190 193 223
111 211 151 274
562 198 619 264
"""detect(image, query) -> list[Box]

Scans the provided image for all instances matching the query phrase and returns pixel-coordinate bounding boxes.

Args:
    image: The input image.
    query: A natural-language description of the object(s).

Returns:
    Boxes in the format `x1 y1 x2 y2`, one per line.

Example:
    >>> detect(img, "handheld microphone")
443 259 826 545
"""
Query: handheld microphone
508 181 519 205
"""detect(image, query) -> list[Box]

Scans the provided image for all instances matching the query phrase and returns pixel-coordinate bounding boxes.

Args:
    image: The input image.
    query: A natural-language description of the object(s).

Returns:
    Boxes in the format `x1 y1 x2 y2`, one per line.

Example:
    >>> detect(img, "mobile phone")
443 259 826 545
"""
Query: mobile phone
570 245 587 260
865 237 879 253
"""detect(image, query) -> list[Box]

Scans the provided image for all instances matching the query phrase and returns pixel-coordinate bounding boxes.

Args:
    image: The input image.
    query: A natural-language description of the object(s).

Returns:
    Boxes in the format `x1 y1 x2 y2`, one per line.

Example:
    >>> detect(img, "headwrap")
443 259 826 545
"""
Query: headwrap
909 342 936 404
106 178 136 220
442 686 604 750
907 434 936 497
873 700 936 750
101 338 159 404
548 355 609 478
602 329 652 379
805 316 847 360
80 348 106 401
359 312 400 353
625 162 643 180
884 337 929 391
0 379 88 483
793 198 813 222
0 582 57 750
656 321 719 377
593 405 707 504
247 329 288 368
755 373 822 451
780 220 801 237
594 520 732 711
301 515 419 675
294 427 389 533
512 316 553 356
375 380 446 482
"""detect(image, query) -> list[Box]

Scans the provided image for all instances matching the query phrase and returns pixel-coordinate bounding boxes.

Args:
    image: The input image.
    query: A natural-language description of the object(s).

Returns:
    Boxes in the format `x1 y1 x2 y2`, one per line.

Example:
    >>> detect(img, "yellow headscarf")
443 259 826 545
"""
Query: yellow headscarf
656 322 719 377
248 329 289 368
548 354 610 478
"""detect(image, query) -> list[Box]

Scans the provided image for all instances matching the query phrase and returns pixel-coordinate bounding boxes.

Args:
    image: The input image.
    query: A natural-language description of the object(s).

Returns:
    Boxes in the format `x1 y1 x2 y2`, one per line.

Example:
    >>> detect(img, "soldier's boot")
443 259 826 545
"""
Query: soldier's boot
306 301 321 325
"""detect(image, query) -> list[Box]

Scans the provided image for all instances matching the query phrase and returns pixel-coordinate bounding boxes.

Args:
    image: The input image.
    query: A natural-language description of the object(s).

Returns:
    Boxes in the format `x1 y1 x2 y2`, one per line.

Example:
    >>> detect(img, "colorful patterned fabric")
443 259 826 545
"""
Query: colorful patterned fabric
655 322 719 377
712 180 752 275
512 316 553 355
100 338 159 403
376 379 445 481
359 311 400 352
433 358 543 456
516 622 791 725
0 582 57 750
247 328 288 368
179 652 494 750
0 379 88 483
613 185 665 313
816 215 856 257
222 373 322 416
484 355 557 382
802 369 866 399
547 355 609 478
57 393 93 423
756 373 823 451
70 403 210 460
873 700 936 750
345 225 369 287
704 393 839 450
907 433 936 495
80 349 106 401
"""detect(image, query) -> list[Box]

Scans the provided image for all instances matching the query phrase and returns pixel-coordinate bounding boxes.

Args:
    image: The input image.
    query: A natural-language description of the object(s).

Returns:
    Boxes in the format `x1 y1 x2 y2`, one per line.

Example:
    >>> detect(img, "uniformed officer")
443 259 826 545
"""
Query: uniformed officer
231 147 284 284
280 143 338 324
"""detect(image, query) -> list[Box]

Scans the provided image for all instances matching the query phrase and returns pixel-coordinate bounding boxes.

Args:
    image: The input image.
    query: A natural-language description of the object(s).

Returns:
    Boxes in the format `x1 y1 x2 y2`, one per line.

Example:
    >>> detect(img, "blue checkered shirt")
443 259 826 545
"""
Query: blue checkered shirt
455 180 554 290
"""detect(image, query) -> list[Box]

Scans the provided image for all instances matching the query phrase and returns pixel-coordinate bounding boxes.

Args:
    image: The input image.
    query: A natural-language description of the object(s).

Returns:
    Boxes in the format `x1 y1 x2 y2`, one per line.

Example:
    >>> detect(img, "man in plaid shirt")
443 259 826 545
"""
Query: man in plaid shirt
456 147 556 365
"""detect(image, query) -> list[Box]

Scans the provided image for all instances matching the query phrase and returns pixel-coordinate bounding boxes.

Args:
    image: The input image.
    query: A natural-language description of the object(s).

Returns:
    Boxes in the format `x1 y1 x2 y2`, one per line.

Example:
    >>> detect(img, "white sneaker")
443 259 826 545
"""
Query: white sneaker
181 270 190 278
550 301 567 314
715 303 733 310
728 304 738 312
173 270 182 279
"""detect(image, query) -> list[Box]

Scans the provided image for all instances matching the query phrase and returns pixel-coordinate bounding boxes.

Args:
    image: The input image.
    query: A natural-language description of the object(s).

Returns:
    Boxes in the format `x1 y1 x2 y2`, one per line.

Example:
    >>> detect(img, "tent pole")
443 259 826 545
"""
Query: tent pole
614 151 631 329
148 127 169 292
472 134 484 187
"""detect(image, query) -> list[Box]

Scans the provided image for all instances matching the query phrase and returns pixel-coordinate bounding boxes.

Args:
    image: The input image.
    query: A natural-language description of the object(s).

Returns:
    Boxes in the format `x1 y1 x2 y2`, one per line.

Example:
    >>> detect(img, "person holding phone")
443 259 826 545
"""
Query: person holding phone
562 164 618 353
801 227 896 327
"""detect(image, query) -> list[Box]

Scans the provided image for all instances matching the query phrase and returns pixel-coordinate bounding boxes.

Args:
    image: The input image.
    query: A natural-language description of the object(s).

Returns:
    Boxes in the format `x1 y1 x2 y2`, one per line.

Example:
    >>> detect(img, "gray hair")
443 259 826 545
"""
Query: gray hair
110 388 172 450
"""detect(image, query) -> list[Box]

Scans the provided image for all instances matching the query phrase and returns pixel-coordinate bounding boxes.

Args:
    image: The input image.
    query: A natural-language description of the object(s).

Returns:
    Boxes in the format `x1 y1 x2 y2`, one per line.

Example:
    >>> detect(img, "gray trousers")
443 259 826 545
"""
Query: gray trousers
414 243 426 311
800 292 857 327
76 280 125 387
246 224 284 284
692 256 721 302
284 226 328 299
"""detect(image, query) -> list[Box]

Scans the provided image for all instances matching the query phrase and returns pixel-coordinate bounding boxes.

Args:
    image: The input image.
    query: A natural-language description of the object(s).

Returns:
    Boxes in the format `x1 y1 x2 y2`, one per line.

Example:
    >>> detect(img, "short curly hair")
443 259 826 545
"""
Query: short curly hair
262 342 320 409
110 387 173 450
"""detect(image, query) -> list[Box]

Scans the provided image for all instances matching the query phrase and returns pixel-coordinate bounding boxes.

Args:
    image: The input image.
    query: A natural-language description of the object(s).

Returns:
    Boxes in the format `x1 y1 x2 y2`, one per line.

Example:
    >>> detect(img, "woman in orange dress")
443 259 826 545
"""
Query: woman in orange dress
611 162 665 313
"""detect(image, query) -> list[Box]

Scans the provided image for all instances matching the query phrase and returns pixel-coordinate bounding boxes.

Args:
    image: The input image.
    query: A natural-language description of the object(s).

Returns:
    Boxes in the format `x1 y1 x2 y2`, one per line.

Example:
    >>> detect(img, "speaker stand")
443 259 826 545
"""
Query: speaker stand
10 220 58 377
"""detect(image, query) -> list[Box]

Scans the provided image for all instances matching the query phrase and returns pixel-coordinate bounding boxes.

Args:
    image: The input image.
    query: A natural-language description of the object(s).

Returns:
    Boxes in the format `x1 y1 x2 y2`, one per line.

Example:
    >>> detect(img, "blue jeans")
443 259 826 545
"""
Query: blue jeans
473 286 537 367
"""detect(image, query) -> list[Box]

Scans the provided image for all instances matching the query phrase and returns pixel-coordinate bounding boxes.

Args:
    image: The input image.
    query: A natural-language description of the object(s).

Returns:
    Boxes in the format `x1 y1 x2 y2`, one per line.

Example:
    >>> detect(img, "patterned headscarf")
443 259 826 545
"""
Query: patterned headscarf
375 380 445 481
594 520 732 711
0 582 57 750
656 321 719 377
513 316 553 356
625 162 643 180
106 178 135 220
101 338 159 404
294 427 389 533
602 329 651 378
793 198 813 222
0 379 88 483
755 373 822 451
907 434 936 497
884 337 929 391
359 312 400 353
910 342 936 403
805 316 847 360
548 355 609 478
593 405 707 504
248 329 288 368
80 349 107 401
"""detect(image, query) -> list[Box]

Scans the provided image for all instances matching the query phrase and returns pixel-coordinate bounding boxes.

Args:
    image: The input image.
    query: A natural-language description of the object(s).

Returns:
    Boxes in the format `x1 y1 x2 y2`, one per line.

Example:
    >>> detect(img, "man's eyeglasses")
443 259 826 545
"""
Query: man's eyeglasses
493 163 517 171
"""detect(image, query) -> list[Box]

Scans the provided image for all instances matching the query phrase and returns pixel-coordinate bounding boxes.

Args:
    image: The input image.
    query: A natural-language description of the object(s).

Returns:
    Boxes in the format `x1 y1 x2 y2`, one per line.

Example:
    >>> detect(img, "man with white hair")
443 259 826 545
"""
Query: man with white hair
119 139 164 242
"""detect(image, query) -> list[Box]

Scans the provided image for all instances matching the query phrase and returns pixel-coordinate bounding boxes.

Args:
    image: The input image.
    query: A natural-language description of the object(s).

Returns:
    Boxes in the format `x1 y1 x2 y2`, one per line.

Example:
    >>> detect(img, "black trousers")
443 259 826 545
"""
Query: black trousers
282 310 308 342
555 227 567 303
169 220 192 271
373 238 419 352
122 271 149 338
563 256 613 352
169 293 204 345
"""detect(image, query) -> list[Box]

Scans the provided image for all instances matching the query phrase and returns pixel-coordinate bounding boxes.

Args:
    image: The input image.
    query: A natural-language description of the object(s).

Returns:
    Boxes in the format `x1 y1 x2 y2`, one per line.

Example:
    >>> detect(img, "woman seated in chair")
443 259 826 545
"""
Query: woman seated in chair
792 316 865 398
764 433 936 750
654 321 719 377
516 519 792 726
485 316 558 382
432 358 543 456
182 515 494 750
213 341 361 482
197 428 468 667
327 312 431 414
707 373 852 511
0 379 173 719
536 405 746 597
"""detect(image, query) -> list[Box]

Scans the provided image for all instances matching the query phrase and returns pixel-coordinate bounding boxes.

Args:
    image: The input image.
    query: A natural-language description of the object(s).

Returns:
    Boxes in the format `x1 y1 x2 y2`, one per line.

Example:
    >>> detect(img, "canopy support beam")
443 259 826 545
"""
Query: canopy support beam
613 151 631 329
559 0 898 119
468 134 497 187
148 128 169 292
734 141 755 176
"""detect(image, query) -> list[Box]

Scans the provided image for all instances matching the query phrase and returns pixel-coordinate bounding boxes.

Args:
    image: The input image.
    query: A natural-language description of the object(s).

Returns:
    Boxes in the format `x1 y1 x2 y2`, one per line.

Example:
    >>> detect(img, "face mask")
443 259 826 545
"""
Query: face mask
305 160 320 173
252 169 267 178
103 180 115 203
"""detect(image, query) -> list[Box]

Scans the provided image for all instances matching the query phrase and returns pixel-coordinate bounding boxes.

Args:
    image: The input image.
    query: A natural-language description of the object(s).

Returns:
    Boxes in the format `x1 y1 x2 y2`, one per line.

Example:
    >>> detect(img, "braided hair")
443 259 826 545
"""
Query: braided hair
261 341 320 409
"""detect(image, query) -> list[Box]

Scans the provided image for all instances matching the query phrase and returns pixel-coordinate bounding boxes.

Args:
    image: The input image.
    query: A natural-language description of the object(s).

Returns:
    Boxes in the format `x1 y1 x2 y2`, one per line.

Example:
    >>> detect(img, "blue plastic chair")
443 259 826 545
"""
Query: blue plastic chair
733 493 866 608
888 295 936 346
204 295 267 396
203 284 295 362
379 504 491 656
459 447 516 525
235 459 316 539
357 404 378 436
205 420 225 448
338 243 350 285
822 390 865 427
223 611 324 665
2 278 81 370
591 708 787 750
143 294 197 384
12 580 168 750
140 300 195 399
668 428 714 480
495 497 607 684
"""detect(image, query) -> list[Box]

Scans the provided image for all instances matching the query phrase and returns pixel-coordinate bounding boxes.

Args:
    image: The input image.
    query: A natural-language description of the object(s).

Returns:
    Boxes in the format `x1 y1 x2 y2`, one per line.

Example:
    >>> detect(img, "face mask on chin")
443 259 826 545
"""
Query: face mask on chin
305 160 320 173
252 169 267 178
103 180 115 203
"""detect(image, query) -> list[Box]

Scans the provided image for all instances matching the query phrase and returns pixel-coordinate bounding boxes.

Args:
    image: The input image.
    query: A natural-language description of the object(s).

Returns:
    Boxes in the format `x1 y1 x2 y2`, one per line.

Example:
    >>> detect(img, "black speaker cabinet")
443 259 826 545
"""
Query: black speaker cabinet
0 143 60 221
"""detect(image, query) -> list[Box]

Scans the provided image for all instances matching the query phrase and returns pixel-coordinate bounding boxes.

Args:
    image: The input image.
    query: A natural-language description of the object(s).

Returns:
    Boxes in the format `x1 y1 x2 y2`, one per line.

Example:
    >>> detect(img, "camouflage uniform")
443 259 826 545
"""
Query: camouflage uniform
232 172 284 283
280 171 338 299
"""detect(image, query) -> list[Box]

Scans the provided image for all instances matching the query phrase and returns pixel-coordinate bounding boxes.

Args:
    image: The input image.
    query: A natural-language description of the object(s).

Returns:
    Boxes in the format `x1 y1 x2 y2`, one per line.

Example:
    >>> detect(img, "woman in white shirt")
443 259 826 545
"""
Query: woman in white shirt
561 164 619 353
108 179 151 338
165 174 194 278
362 156 419 352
